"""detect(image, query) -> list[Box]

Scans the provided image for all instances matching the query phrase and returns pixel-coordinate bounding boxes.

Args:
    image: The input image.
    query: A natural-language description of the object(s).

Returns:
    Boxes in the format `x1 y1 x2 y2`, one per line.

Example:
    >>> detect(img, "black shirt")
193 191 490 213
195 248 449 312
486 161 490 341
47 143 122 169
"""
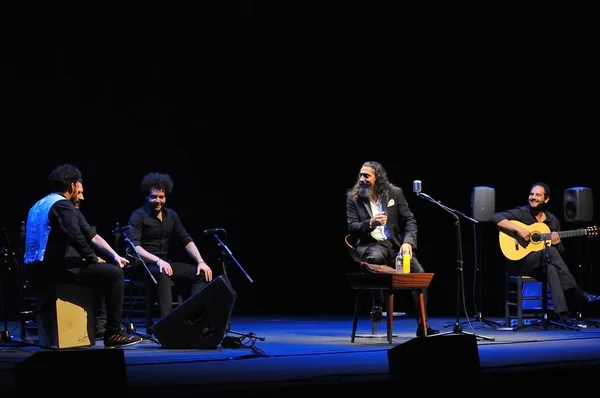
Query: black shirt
45 199 99 267
128 204 193 259
490 204 565 252
64 209 97 259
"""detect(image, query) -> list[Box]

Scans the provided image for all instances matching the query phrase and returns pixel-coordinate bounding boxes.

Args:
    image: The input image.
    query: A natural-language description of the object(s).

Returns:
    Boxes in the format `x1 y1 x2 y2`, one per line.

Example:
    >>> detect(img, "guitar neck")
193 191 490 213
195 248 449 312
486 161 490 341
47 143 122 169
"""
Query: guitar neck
539 229 588 240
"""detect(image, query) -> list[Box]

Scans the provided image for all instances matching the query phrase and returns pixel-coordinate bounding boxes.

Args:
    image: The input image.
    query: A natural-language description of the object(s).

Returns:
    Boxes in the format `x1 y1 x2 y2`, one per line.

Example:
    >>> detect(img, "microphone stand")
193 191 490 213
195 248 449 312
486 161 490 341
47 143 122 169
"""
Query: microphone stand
208 230 265 354
415 191 495 341
513 239 579 331
455 222 502 329
122 231 159 343
573 227 600 327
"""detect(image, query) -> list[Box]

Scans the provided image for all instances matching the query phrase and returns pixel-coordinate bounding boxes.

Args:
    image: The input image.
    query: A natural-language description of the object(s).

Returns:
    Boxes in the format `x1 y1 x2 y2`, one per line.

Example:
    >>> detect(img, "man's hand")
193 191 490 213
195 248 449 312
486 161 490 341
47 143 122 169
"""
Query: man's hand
113 254 130 269
157 259 173 276
515 227 532 248
400 243 412 258
197 263 213 281
373 211 387 226
550 231 561 245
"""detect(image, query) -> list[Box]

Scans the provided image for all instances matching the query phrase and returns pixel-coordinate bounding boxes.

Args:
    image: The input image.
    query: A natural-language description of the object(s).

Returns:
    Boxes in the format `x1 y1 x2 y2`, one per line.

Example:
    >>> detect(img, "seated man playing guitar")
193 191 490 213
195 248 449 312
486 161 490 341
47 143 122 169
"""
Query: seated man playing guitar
491 182 600 322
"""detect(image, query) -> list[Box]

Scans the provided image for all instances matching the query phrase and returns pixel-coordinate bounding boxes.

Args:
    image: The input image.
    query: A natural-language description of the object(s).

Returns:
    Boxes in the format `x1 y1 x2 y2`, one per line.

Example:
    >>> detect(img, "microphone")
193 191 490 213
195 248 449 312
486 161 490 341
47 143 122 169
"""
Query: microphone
203 228 226 235
112 225 132 233
412 180 422 194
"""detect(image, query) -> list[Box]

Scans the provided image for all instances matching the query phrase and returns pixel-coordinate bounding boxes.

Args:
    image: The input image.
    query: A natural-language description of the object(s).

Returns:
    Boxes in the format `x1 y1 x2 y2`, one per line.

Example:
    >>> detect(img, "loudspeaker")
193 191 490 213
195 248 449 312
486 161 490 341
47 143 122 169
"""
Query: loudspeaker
150 275 236 349
564 187 593 223
14 349 127 397
471 186 495 222
387 334 480 382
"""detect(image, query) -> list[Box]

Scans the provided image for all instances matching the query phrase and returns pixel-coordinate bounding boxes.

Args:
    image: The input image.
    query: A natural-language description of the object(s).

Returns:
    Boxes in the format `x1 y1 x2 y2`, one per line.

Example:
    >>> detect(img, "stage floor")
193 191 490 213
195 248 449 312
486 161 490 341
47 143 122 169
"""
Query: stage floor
2 314 600 396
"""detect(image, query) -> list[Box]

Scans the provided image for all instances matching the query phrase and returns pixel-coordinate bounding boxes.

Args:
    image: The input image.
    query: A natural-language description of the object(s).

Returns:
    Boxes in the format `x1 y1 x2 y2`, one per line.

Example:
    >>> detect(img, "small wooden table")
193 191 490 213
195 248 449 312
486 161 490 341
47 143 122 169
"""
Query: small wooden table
346 272 434 344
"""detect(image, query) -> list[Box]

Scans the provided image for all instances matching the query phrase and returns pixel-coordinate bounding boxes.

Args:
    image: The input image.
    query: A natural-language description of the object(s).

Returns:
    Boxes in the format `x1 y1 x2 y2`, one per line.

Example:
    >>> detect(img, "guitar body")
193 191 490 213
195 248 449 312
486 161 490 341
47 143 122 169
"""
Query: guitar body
499 221 552 261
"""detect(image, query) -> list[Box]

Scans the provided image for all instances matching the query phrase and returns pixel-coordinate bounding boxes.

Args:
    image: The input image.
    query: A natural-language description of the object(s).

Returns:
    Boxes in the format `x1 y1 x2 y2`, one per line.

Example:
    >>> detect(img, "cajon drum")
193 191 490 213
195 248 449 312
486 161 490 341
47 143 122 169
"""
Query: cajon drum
36 283 95 349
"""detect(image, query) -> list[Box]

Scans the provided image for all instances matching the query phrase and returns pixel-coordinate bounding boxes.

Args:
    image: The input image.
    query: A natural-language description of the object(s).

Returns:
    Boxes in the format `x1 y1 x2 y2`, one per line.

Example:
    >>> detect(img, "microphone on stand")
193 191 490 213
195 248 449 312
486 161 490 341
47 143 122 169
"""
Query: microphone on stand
412 180 422 194
203 228 226 235
112 225 132 233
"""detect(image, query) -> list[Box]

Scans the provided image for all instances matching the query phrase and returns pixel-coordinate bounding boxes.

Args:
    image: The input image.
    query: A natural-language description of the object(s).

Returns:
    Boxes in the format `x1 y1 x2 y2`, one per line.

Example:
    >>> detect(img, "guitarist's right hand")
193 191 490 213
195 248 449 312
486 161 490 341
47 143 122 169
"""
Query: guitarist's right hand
515 227 531 247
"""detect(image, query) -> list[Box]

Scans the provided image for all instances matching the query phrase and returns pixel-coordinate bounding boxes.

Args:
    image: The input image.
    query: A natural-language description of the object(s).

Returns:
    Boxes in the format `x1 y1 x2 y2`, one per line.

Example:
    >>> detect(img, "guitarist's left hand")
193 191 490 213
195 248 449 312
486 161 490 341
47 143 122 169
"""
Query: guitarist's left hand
551 231 561 245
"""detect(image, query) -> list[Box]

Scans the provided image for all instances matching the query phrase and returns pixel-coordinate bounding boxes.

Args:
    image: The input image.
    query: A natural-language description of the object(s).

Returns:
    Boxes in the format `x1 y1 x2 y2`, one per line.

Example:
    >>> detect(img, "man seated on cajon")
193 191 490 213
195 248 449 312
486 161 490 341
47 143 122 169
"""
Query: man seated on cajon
24 164 141 347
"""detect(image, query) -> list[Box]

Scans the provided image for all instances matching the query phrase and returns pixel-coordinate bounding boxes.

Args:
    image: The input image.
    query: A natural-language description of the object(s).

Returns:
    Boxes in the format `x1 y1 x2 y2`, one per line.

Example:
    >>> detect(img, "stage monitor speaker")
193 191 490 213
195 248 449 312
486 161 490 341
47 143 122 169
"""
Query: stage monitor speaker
471 186 495 222
14 349 127 397
387 334 480 382
564 187 593 223
150 275 236 349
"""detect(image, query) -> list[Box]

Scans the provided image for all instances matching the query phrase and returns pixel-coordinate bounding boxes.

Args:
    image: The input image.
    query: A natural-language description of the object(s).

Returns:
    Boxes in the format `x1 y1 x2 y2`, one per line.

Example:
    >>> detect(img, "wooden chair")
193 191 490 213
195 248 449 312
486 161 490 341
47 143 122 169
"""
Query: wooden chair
504 259 562 330
503 259 578 331
344 234 433 343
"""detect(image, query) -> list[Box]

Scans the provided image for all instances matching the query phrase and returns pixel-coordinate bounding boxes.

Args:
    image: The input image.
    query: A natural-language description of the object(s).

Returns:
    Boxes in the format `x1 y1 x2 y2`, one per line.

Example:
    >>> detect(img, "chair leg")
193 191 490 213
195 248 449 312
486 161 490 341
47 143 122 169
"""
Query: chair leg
418 289 427 334
386 291 394 343
351 295 360 343
505 271 510 327
517 277 523 327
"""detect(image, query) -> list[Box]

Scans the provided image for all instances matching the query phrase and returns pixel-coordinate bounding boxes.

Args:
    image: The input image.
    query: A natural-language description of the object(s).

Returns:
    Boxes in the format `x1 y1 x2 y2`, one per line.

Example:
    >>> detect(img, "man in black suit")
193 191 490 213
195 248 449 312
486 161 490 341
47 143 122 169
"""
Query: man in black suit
346 160 438 337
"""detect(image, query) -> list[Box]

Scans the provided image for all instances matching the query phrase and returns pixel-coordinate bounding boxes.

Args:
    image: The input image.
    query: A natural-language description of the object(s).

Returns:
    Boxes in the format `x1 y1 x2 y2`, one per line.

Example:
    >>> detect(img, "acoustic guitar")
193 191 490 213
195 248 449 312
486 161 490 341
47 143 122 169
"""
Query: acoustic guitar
499 220 599 261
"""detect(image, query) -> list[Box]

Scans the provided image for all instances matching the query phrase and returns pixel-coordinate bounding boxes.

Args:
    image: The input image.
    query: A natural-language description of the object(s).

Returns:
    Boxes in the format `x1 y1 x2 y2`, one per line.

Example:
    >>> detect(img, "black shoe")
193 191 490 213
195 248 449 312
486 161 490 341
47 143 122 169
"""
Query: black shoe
556 312 575 324
95 329 106 340
583 292 600 304
104 330 142 347
370 306 383 323
416 326 439 337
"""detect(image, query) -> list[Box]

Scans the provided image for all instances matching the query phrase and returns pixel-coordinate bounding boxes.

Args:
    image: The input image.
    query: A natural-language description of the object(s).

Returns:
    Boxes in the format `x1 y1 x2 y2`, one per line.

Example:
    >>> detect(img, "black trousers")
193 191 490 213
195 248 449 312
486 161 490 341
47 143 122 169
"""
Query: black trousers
359 239 428 329
147 261 207 318
35 262 125 336
520 246 579 314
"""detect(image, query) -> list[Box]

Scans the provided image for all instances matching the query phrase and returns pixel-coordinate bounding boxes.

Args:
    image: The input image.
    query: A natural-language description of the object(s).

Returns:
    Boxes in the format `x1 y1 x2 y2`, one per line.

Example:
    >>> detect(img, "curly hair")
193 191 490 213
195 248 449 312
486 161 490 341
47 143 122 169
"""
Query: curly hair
48 164 82 193
141 172 174 196
347 161 393 200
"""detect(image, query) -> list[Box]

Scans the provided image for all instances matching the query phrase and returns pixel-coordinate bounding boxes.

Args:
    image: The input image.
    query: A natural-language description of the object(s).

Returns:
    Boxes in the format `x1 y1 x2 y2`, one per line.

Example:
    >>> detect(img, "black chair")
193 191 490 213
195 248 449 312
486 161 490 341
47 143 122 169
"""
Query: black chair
112 224 182 335
504 257 579 331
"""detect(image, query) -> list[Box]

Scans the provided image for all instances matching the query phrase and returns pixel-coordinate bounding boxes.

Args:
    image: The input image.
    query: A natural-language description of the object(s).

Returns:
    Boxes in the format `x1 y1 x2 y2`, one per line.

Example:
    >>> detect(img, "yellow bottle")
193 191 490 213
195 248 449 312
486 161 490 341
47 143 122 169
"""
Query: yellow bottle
402 254 411 274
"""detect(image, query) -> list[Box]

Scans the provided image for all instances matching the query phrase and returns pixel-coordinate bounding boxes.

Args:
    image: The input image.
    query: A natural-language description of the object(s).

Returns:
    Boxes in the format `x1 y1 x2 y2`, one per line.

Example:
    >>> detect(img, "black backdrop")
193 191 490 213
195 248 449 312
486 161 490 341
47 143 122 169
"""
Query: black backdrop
1 3 598 320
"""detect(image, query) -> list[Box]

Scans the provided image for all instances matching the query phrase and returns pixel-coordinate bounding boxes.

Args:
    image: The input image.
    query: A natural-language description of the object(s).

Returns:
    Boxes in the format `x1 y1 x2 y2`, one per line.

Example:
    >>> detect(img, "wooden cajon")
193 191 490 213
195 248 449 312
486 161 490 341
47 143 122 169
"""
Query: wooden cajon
37 283 95 349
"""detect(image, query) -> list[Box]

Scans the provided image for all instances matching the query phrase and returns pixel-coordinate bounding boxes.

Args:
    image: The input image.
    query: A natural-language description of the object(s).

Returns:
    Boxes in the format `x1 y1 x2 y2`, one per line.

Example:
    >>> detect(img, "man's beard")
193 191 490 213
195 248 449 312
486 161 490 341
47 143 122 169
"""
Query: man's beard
358 183 373 202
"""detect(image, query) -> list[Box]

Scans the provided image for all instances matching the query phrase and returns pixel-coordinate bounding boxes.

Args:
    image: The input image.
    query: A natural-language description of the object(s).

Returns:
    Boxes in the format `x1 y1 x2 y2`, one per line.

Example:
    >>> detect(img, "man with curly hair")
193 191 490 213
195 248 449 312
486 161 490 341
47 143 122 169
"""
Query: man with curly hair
24 164 142 346
127 172 213 320
346 161 438 337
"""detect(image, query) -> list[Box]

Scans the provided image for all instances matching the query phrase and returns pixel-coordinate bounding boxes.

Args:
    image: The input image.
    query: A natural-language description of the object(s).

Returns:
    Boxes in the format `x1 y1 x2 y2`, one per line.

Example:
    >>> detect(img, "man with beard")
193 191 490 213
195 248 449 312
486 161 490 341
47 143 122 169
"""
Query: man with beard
346 161 439 338
69 181 131 338
127 172 213 321
491 182 600 323
25 164 141 347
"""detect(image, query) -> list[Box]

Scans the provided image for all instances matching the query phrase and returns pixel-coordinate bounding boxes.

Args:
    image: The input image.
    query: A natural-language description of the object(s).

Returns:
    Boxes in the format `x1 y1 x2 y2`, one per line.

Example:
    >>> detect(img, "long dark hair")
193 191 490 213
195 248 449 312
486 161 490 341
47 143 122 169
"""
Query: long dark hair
347 161 393 200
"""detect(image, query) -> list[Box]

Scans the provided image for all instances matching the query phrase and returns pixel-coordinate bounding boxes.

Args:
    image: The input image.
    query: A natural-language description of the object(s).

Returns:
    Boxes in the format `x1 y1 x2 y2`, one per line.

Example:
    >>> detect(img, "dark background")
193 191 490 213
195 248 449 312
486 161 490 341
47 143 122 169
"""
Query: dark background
1 3 598 321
